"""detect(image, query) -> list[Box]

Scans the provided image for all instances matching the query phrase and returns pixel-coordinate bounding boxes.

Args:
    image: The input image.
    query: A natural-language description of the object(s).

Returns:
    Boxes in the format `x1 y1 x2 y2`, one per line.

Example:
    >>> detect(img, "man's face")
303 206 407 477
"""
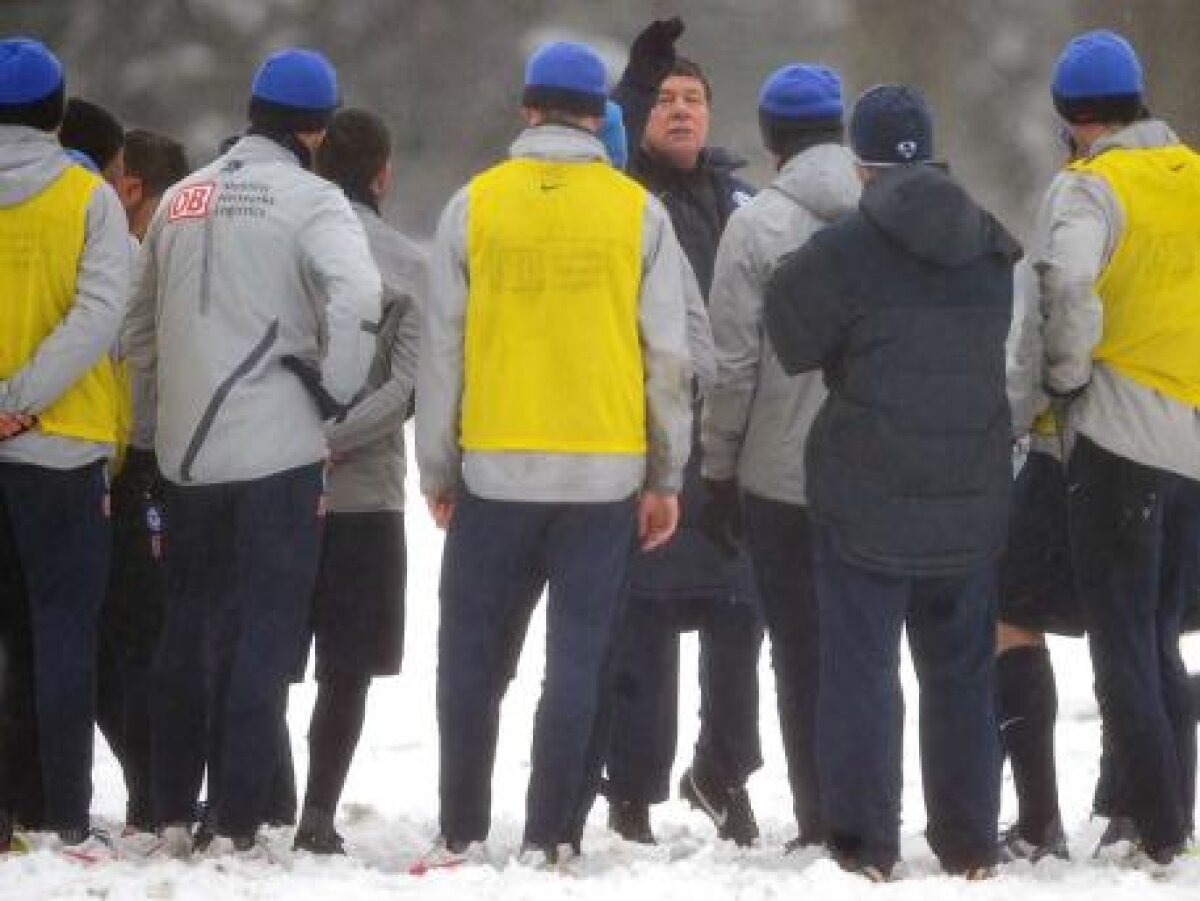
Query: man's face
642 74 710 171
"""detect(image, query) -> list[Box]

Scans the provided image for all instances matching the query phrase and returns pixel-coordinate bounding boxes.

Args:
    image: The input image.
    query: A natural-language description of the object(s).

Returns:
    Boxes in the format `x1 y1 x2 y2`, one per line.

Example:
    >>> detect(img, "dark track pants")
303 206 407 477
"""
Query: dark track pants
0 461 109 832
1068 436 1199 855
813 527 999 873
742 493 822 842
437 493 634 848
603 591 762 804
152 463 322 836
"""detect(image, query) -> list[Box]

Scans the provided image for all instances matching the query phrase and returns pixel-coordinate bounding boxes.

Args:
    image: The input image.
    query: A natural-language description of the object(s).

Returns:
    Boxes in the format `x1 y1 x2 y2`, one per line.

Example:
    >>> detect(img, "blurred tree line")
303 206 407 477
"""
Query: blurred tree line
3 0 1197 239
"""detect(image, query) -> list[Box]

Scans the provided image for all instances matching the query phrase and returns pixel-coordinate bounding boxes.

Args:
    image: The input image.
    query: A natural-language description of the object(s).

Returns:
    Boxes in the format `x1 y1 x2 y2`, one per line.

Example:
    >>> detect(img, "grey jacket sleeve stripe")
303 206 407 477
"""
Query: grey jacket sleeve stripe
416 188 469 498
638 196 693 494
298 188 382 405
1 181 131 414
327 286 422 454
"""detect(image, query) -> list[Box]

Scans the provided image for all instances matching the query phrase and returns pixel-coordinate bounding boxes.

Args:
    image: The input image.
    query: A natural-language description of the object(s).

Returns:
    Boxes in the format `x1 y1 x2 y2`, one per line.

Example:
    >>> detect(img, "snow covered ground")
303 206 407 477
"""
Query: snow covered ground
3 436 1199 899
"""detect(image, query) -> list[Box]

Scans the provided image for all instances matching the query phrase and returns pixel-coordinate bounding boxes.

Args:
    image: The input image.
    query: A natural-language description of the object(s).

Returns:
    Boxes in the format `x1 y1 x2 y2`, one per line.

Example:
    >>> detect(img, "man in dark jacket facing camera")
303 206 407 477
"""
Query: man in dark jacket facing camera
764 85 1020 880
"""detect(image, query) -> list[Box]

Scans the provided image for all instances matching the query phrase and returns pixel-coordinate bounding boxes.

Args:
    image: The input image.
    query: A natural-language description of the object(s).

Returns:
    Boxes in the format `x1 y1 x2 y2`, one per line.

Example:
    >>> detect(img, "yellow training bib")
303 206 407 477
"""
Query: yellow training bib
0 164 121 443
1071 145 1200 405
461 157 648 453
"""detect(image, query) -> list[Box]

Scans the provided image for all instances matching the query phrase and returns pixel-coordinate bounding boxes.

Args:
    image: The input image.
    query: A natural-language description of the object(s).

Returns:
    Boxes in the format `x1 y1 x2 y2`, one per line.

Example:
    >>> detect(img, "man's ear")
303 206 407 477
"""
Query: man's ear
371 160 393 202
117 174 144 212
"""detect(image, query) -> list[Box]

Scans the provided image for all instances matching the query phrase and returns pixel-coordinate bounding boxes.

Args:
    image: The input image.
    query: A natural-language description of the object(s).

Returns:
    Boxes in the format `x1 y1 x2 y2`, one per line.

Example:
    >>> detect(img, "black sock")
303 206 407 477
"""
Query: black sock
302 678 370 818
996 645 1062 845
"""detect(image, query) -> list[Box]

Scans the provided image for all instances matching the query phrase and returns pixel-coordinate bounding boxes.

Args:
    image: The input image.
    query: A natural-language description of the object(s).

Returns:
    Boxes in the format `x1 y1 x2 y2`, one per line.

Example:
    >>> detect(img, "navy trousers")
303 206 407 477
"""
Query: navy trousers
742 493 822 842
812 526 999 873
95 450 166 827
437 493 635 848
0 461 109 832
152 463 322 836
604 591 762 804
1068 436 1198 855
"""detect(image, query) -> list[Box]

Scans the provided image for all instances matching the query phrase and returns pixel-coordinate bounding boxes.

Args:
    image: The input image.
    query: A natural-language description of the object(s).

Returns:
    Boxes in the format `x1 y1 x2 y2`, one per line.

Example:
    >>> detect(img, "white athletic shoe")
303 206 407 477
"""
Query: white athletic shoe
59 828 119 865
408 836 488 875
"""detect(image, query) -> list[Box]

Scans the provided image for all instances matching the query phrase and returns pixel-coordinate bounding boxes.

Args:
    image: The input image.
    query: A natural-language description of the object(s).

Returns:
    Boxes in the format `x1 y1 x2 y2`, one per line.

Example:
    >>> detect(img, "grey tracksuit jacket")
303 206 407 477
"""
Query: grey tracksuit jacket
1039 120 1200 480
325 202 424 514
124 135 381 485
0 126 132 469
417 125 693 503
701 143 861 504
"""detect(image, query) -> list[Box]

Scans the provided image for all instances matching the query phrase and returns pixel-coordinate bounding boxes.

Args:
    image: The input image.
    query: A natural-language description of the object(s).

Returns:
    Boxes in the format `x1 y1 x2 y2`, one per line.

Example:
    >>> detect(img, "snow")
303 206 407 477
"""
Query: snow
3 430 1199 898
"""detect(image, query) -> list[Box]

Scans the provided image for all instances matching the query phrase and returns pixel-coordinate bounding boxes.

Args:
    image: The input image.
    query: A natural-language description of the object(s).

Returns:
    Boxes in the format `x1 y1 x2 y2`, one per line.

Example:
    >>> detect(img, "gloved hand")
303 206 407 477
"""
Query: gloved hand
281 354 346 421
627 17 685 88
700 478 743 559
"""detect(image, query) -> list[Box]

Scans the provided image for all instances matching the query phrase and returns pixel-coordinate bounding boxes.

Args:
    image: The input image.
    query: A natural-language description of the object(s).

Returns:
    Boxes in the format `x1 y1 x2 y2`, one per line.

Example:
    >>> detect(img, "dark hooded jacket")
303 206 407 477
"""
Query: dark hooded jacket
613 68 755 602
764 164 1021 577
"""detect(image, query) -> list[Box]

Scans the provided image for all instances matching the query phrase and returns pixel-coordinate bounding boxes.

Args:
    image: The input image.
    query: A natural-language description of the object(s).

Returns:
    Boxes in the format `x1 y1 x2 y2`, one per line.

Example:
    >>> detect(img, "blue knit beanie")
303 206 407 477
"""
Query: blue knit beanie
850 84 933 166
1052 30 1143 124
598 100 627 169
523 41 607 118
758 63 843 154
759 64 842 121
0 37 65 130
249 47 339 132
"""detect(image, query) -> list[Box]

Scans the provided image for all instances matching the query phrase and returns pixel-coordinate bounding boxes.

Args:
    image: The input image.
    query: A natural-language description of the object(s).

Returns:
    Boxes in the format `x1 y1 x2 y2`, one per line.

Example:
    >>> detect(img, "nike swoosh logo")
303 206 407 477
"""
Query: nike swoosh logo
999 716 1024 731
540 183 564 192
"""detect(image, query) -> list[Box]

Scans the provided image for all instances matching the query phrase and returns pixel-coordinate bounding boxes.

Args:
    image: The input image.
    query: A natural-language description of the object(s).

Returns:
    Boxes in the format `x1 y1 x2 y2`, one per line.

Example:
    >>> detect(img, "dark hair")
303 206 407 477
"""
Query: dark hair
124 128 189 196
666 57 712 103
1053 93 1141 126
248 96 335 134
59 97 124 170
0 83 64 131
763 120 844 162
315 108 391 206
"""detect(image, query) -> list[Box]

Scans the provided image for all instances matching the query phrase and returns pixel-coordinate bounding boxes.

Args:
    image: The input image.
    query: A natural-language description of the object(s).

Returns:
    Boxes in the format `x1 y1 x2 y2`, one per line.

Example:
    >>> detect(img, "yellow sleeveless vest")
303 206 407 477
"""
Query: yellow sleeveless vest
460 157 647 453
1070 145 1200 405
0 164 121 443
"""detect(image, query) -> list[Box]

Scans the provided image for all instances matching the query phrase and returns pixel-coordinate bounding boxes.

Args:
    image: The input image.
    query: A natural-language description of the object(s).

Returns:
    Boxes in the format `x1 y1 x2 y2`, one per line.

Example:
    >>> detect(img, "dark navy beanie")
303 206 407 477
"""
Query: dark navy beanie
1052 30 1143 124
0 37 66 130
248 47 339 132
850 84 933 166
758 63 843 154
523 41 607 118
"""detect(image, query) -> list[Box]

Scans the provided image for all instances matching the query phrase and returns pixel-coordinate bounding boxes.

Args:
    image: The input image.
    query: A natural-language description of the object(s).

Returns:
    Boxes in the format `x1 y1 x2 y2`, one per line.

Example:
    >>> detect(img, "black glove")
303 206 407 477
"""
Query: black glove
627 17 685 88
700 478 743 559
121 447 161 495
281 354 346 421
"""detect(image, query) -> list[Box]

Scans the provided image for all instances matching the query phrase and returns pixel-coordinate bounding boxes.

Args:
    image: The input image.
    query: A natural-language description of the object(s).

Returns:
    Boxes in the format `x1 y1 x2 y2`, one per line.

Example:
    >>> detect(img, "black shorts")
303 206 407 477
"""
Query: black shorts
997 452 1085 636
310 511 405 682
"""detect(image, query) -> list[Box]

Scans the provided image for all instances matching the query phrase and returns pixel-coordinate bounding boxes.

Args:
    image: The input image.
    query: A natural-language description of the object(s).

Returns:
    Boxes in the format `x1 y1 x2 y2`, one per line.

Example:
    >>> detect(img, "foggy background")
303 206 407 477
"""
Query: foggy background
4 0 1197 241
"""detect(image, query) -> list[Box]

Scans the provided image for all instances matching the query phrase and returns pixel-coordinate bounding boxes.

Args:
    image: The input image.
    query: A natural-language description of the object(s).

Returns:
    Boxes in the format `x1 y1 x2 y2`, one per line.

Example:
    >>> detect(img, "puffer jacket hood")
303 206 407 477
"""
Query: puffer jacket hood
860 164 1020 268
0 125 69 206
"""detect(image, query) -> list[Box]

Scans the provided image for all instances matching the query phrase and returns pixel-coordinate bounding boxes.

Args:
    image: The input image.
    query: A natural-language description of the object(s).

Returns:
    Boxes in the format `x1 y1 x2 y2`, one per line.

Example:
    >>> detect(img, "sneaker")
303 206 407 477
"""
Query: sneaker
1094 816 1140 861
0 811 29 856
516 842 578 870
293 818 345 855
783 830 825 855
607 799 655 845
407 836 486 876
834 856 892 882
679 767 759 847
962 864 996 881
151 824 194 861
118 827 172 860
999 822 1069 863
59 827 119 865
